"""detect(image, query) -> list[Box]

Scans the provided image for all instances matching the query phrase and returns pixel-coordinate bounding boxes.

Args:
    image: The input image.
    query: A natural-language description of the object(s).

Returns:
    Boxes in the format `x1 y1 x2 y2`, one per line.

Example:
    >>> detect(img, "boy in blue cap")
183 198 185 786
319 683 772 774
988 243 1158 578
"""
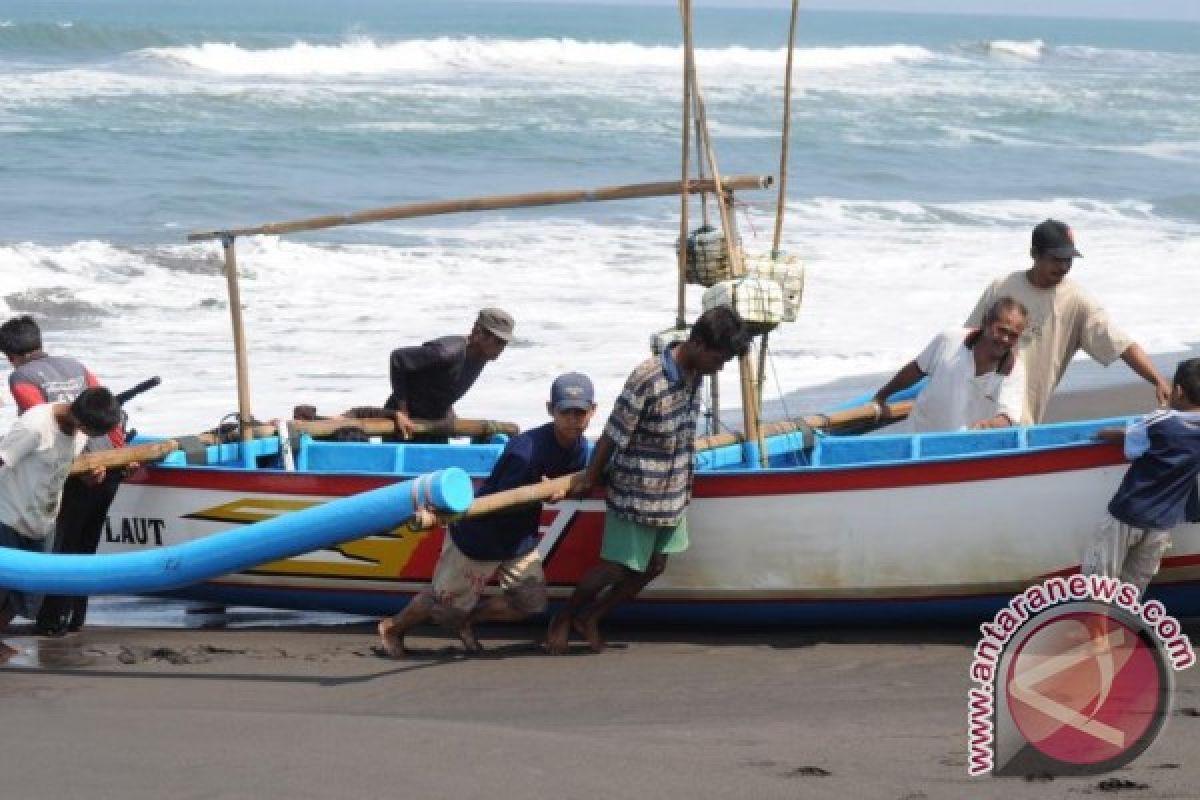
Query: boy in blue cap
378 372 595 656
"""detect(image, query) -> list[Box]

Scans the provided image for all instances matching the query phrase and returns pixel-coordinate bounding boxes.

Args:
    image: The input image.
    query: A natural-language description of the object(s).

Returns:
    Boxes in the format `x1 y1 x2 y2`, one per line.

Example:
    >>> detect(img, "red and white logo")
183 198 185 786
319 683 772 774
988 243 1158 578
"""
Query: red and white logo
989 602 1172 776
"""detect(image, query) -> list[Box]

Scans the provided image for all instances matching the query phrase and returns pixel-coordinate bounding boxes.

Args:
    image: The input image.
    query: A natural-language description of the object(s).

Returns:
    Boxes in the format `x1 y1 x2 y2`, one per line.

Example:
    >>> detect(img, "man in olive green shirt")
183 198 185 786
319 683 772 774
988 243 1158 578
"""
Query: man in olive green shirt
966 219 1169 425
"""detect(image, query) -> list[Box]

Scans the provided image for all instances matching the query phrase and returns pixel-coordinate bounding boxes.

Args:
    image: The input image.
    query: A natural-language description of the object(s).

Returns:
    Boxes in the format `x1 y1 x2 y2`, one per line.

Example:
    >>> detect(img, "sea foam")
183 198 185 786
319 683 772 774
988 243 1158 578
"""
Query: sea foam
142 36 937 77
3 200 1198 437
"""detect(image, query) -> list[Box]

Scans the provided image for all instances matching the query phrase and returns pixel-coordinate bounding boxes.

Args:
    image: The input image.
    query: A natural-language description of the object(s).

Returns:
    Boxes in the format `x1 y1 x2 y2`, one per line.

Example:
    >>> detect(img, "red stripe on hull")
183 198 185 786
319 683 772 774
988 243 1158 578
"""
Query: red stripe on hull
696 443 1123 497
127 442 1124 498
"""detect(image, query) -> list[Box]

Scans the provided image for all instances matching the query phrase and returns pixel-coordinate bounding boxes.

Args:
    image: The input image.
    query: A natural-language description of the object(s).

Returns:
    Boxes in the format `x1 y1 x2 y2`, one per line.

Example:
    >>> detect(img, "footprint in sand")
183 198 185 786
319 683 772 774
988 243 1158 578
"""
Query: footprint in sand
1095 778 1150 792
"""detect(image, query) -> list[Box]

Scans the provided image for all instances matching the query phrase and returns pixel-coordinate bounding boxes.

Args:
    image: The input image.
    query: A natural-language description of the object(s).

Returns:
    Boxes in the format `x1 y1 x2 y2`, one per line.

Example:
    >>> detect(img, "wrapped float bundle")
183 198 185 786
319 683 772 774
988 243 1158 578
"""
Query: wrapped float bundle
743 252 805 322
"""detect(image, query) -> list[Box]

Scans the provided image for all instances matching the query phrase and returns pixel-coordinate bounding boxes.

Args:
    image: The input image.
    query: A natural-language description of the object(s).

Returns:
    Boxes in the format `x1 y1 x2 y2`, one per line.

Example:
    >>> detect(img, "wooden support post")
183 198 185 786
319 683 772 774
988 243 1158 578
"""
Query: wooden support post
756 331 770 414
709 374 720 436
220 235 254 442
737 340 765 466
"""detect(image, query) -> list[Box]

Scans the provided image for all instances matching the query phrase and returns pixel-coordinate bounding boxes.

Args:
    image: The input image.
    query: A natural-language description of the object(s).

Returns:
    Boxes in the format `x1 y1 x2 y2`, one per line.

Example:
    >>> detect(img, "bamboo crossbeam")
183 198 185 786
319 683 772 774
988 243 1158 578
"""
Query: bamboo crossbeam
188 176 773 242
67 417 519 476
694 400 914 452
290 417 518 440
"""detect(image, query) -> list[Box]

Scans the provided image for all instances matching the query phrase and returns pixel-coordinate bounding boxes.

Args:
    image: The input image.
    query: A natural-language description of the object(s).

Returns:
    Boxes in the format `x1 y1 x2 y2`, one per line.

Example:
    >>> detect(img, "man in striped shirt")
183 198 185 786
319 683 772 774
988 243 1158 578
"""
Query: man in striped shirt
546 306 749 654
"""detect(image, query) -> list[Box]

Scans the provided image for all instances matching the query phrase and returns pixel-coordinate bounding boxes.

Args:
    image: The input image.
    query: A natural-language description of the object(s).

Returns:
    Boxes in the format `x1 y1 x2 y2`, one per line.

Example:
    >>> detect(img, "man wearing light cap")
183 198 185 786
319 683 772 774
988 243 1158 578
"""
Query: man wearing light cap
383 307 515 438
378 372 595 656
966 219 1169 424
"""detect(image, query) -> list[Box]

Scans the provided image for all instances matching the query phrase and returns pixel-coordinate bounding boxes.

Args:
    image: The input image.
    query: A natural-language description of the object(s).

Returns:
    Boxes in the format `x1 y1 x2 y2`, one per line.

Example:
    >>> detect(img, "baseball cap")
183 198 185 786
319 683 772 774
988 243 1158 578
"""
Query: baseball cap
476 307 515 342
550 372 594 411
1031 219 1082 259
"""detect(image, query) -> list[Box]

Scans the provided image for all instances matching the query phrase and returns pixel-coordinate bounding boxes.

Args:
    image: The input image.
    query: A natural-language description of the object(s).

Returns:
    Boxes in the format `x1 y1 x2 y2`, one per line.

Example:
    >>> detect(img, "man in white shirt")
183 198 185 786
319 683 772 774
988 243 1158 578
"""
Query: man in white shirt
0 388 121 657
965 219 1170 424
873 297 1027 433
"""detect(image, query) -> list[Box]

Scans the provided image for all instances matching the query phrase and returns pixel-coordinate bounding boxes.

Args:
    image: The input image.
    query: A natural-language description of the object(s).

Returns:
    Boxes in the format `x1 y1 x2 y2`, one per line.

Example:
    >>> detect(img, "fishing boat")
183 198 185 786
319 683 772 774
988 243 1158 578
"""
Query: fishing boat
94 404 1200 624
35 2 1200 625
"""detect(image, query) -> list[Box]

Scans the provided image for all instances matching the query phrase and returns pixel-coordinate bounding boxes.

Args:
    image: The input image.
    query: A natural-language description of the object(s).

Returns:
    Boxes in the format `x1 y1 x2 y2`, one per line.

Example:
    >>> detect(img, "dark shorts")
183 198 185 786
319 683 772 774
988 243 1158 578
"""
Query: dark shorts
0 522 46 620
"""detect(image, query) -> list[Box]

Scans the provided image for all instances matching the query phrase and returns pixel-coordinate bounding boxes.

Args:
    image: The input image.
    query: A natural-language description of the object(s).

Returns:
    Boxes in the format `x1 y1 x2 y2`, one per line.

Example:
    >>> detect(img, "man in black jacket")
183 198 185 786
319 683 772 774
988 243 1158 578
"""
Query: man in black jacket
384 308 514 438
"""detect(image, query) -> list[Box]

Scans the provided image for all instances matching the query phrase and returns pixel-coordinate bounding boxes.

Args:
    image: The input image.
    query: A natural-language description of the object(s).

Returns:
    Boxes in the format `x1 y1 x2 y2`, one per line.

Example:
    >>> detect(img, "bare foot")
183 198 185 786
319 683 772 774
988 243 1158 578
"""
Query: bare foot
573 614 606 653
456 623 484 654
0 641 18 664
545 612 572 655
377 618 407 659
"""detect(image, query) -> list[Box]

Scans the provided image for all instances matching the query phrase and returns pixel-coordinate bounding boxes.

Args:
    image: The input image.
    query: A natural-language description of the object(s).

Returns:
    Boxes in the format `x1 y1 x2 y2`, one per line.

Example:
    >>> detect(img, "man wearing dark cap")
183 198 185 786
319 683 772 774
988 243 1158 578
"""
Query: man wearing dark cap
966 219 1169 424
377 372 595 656
383 307 514 438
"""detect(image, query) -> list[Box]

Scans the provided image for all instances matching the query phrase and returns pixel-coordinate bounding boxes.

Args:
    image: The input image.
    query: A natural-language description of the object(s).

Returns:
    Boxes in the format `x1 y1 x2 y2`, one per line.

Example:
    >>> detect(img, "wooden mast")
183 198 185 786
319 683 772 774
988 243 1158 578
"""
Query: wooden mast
678 0 767 466
772 0 801 257
756 0 803 420
676 4 693 332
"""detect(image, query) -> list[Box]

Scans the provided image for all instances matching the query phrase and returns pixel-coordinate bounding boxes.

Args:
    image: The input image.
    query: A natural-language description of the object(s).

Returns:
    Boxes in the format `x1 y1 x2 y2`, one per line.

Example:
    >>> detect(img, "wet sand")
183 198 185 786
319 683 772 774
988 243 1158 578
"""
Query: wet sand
3 375 1200 799
2 621 1200 800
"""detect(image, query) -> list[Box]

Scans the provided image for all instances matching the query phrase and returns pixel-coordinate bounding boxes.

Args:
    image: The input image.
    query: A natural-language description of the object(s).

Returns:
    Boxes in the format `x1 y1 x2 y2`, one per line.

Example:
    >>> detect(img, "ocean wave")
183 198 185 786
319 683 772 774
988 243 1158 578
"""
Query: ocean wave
3 206 1199 436
987 39 1045 61
1055 44 1200 68
0 240 220 319
140 36 937 77
954 38 1045 61
1092 140 1200 163
2 287 112 323
0 20 176 54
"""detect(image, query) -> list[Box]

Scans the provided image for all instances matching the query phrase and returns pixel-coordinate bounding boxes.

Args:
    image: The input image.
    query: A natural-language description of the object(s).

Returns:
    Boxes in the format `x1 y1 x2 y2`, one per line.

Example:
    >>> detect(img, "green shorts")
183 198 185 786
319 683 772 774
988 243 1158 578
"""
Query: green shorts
599 511 689 573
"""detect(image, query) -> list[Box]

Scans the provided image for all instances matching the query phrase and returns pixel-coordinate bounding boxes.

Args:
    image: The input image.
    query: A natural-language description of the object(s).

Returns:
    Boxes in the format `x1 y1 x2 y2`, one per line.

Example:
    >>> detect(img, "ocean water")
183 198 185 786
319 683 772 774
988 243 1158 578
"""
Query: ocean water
3 0 1200 436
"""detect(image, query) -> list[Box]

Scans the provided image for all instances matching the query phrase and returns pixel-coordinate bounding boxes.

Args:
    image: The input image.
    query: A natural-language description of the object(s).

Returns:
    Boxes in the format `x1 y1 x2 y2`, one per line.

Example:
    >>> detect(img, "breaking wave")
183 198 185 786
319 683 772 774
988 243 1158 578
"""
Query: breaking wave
141 36 937 77
985 38 1045 60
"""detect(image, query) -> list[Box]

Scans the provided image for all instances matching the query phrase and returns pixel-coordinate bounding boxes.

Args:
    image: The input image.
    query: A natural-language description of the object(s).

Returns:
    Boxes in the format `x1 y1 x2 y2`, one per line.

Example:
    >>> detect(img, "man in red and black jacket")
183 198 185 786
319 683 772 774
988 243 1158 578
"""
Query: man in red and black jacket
0 315 125 635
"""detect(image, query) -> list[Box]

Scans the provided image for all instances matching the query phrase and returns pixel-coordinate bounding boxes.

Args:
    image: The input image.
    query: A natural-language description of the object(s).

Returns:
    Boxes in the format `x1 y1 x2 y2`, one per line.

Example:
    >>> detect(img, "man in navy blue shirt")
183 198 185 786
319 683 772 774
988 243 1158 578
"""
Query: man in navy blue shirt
1082 358 1200 595
378 372 595 656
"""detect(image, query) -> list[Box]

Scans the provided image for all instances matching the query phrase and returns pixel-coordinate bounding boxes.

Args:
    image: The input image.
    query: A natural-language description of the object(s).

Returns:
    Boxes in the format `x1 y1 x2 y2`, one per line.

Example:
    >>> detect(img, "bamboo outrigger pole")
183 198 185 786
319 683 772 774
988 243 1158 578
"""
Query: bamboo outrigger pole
187 176 772 242
68 416 520 476
694 400 913 452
